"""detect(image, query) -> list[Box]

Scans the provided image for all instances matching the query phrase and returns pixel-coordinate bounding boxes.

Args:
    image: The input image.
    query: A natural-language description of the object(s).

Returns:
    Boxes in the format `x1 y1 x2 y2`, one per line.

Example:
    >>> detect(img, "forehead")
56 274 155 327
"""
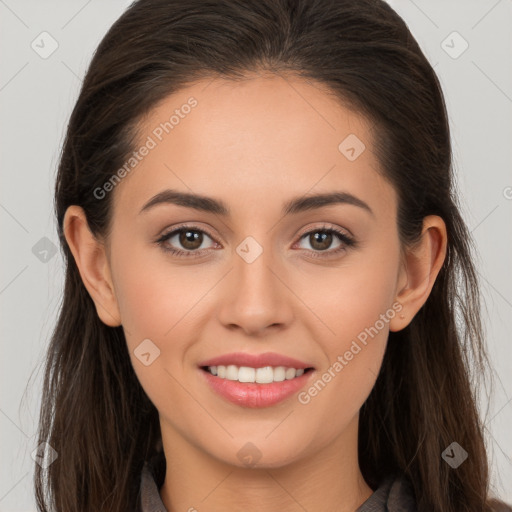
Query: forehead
111 73 395 220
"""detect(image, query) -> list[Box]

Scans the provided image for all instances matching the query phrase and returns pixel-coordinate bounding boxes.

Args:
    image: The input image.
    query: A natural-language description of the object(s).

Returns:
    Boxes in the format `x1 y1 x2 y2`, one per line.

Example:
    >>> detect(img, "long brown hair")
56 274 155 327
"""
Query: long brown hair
34 0 509 510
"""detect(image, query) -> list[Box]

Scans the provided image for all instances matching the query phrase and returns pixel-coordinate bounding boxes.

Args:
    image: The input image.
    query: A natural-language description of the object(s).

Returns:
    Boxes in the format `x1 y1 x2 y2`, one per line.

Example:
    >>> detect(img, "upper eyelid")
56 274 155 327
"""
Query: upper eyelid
296 223 353 239
158 223 217 242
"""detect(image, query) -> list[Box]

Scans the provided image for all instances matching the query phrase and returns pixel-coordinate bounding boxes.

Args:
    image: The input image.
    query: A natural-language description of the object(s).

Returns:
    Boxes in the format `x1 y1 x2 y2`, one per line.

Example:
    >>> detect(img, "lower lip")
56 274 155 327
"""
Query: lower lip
199 368 314 408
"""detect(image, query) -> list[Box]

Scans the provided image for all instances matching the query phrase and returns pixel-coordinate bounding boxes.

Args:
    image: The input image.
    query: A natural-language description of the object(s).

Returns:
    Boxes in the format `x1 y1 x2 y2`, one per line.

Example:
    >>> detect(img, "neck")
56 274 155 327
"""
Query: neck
159 414 374 512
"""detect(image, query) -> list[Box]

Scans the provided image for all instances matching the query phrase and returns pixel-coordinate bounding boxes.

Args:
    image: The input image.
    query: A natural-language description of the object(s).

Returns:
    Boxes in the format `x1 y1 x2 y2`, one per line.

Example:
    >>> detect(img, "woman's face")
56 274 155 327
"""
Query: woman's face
106 74 405 467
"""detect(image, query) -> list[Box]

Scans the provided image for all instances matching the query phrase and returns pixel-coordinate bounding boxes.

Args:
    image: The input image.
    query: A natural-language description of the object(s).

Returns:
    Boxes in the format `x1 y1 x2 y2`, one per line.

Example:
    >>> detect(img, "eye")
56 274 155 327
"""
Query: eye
155 223 356 259
156 225 218 258
294 225 356 258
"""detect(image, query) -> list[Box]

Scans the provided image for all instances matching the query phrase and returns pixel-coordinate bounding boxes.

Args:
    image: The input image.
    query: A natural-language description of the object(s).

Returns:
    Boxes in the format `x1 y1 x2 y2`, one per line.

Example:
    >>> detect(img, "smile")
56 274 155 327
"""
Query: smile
199 366 315 408
202 365 311 383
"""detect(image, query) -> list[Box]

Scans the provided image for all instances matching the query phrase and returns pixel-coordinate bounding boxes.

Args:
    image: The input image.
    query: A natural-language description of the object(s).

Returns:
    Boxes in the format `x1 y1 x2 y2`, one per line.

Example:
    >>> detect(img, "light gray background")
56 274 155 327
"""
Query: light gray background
1 0 511 509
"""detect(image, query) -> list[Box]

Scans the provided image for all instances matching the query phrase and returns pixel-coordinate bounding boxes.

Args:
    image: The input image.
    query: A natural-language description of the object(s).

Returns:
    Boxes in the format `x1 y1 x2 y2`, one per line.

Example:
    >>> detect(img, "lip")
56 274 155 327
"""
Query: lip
199 367 315 408
198 352 316 408
198 351 314 370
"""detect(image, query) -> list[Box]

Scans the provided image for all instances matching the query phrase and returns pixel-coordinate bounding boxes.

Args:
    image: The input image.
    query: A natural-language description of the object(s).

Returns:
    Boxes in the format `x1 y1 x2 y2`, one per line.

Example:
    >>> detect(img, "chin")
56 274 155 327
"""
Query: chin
210 437 308 470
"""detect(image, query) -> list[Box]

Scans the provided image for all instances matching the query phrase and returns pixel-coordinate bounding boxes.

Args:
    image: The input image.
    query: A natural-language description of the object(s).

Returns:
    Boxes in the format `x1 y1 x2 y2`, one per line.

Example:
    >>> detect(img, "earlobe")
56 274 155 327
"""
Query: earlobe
62 205 122 327
389 215 447 332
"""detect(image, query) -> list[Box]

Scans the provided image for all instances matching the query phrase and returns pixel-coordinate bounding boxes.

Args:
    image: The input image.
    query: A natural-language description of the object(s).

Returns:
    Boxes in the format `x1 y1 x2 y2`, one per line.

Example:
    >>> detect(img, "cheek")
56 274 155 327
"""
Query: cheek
298 243 399 348
292 243 399 417
110 245 205 419
110 241 208 394
111 238 210 340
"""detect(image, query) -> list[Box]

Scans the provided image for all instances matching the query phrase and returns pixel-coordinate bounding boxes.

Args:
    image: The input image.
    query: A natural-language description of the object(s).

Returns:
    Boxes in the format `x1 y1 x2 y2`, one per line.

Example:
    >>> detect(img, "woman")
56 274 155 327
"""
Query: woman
34 0 511 510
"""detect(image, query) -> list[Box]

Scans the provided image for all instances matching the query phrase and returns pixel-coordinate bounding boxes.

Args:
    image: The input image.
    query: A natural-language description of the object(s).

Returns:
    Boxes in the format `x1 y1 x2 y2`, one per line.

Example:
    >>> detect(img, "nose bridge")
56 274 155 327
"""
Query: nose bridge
234 233 280 303
218 232 293 333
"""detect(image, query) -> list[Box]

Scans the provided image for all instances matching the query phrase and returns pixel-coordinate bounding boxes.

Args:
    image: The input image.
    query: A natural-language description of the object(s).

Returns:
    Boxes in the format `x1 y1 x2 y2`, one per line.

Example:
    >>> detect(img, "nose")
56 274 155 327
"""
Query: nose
216 240 294 337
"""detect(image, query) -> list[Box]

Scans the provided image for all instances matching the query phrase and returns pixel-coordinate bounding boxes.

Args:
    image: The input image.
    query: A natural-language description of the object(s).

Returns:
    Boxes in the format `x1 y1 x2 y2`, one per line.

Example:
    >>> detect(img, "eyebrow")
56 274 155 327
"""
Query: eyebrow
139 189 374 217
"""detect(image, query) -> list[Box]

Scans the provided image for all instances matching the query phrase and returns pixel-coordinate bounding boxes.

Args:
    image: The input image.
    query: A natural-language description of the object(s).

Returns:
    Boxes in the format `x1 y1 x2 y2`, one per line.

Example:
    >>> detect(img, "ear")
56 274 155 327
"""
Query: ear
389 215 447 332
62 205 122 327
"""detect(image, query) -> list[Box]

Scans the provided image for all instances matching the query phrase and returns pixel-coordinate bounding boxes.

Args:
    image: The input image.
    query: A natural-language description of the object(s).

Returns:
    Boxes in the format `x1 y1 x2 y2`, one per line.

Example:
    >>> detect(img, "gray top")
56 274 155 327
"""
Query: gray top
137 451 417 511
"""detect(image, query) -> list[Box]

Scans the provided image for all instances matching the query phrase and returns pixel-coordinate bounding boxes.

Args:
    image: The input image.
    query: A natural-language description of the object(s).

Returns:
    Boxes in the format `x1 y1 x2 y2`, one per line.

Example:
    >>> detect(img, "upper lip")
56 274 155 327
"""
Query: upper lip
198 352 314 370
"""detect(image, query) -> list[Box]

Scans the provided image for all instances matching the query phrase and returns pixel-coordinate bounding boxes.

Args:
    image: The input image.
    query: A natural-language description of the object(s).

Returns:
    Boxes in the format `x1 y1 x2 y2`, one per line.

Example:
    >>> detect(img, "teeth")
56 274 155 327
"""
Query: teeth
206 365 307 383
226 365 239 380
238 366 256 382
285 367 296 380
273 366 286 382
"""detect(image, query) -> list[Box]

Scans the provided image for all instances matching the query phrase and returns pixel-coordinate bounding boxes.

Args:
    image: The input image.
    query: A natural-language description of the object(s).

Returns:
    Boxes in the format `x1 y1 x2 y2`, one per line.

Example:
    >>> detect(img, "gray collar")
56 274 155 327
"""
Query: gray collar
138 451 417 511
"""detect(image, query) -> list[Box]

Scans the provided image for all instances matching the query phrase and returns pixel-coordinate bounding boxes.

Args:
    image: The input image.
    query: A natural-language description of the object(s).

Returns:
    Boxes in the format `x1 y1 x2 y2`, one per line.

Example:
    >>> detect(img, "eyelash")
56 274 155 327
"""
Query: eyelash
155 223 356 259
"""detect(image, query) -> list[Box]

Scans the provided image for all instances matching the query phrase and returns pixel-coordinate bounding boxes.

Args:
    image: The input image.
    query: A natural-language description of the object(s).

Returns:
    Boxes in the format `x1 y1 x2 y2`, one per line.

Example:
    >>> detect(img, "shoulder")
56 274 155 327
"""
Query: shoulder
487 498 512 512
357 474 512 512
138 451 167 512
357 473 417 512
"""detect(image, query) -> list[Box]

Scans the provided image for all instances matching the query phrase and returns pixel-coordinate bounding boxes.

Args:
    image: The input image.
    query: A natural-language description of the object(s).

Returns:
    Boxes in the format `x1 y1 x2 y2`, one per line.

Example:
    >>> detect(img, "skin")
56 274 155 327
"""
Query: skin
63 72 447 512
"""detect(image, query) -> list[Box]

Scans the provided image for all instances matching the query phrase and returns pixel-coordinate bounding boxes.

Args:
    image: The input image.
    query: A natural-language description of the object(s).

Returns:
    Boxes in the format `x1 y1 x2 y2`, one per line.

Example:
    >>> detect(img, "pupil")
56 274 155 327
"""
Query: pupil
181 230 201 249
312 231 331 250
